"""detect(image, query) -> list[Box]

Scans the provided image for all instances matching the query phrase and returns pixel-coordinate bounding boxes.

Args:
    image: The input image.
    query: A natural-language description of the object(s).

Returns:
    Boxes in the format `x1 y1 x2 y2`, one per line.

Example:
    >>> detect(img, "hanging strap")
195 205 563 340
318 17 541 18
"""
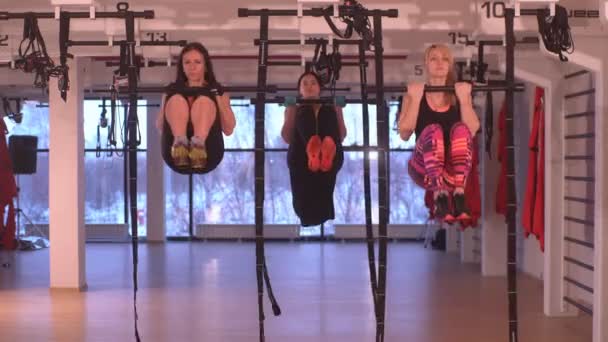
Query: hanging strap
485 92 493 159
357 40 380 337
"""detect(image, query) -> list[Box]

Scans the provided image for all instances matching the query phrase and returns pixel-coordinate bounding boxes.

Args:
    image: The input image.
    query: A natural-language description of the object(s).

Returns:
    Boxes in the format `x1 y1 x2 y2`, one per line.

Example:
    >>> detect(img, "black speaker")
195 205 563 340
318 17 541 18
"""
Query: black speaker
8 135 38 175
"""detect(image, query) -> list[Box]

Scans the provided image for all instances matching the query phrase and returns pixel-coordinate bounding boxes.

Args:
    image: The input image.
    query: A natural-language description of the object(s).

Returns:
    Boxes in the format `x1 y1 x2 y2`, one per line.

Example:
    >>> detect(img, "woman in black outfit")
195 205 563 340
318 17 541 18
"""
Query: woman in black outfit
281 71 347 226
156 42 236 174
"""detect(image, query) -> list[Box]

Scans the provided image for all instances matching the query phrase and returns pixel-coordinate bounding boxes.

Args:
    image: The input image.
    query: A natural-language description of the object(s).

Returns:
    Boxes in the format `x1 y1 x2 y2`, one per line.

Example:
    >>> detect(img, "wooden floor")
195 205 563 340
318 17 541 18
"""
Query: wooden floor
0 242 592 342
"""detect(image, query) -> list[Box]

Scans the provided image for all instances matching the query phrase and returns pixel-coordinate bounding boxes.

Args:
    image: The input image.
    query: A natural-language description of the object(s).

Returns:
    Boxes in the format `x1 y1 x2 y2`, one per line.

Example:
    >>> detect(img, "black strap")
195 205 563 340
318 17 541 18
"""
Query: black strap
485 92 493 159
536 5 573 62
96 125 102 158
57 13 71 101
14 14 70 95
322 0 374 50
323 8 354 39
312 42 331 86
108 90 118 149
357 40 380 338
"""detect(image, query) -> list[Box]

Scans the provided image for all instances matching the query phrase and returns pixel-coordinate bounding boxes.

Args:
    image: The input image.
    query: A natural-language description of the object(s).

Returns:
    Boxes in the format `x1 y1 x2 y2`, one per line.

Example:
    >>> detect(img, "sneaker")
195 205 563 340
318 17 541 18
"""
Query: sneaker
189 144 208 170
306 135 322 172
434 193 450 220
453 192 471 220
171 142 190 168
320 136 336 172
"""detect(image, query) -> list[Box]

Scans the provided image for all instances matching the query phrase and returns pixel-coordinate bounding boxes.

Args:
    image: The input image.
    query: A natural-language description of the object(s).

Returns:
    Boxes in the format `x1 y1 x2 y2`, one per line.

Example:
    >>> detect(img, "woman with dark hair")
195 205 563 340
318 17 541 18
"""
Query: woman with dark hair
281 71 347 226
398 44 480 221
156 42 236 173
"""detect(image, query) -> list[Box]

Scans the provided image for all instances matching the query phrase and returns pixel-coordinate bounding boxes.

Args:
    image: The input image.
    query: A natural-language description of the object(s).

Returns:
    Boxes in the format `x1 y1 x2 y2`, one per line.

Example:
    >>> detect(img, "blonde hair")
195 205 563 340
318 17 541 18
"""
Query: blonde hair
424 44 457 105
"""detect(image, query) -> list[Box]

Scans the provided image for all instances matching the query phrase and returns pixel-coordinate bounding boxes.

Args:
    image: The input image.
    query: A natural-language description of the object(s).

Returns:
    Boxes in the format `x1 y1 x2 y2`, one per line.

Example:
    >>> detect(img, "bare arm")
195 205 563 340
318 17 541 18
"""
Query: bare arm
281 105 297 144
216 92 236 136
155 94 166 133
397 83 425 141
459 98 480 135
335 106 347 142
455 83 480 135
398 96 422 141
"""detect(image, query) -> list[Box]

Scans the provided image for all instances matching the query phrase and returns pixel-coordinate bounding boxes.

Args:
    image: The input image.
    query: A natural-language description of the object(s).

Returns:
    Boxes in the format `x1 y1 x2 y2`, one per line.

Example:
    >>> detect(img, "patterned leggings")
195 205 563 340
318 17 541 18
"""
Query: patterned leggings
408 122 473 192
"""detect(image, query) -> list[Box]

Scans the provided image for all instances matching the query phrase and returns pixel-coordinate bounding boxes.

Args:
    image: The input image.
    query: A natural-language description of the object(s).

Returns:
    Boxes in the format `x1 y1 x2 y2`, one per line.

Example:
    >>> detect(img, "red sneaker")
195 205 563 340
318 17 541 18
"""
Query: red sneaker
306 135 322 172
320 136 336 172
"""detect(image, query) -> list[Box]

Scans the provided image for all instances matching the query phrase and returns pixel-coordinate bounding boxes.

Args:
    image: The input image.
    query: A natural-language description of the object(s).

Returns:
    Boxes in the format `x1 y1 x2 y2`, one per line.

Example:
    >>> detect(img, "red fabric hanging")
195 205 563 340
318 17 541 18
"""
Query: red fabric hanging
522 87 545 251
0 118 17 250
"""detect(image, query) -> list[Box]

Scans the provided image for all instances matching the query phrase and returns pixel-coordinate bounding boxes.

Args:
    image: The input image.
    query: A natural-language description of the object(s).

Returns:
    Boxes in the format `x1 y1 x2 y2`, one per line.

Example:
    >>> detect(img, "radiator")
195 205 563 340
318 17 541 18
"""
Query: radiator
195 224 300 240
333 224 425 239
24 224 130 242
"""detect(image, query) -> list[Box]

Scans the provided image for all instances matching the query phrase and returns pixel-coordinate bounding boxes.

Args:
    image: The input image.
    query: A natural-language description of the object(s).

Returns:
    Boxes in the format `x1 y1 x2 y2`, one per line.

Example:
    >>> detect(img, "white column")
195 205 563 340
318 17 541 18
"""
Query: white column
542 81 570 316
593 52 608 342
146 96 165 242
445 224 459 253
48 57 87 290
460 228 476 263
481 90 507 276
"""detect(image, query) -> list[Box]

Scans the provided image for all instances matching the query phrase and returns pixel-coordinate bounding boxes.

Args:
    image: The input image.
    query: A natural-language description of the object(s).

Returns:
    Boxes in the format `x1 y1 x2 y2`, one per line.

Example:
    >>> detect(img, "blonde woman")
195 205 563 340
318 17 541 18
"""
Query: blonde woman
398 44 480 221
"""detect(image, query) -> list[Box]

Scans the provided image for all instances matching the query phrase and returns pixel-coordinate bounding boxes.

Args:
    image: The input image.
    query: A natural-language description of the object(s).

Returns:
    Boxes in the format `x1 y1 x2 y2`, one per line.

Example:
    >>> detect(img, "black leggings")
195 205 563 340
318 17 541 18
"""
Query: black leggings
287 105 344 226
161 94 224 175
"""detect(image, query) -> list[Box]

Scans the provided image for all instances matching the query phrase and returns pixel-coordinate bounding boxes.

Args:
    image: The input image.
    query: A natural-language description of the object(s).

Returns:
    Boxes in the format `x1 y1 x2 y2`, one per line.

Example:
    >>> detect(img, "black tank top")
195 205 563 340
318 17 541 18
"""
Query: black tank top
414 95 461 147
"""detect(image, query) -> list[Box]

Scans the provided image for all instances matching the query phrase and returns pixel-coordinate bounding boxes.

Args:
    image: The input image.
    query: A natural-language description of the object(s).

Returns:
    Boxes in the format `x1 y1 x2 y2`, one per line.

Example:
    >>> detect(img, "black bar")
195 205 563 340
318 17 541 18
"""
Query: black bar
564 155 594 161
280 86 351 92
123 140 128 223
564 70 589 79
519 9 542 16
229 146 412 152
343 62 366 67
358 38 378 331
106 60 175 68
254 38 372 46
477 40 504 46
374 83 525 93
238 7 398 18
565 111 594 119
67 40 186 47
251 97 382 105
505 8 518 342
255 14 269 342
564 216 594 226
476 43 486 83
86 148 146 153
565 133 594 140
85 95 143 101
373 12 389 342
267 61 301 66
470 36 538 46
189 175 194 238
564 256 594 272
92 85 345 94
564 196 594 204
118 85 279 94
98 103 157 108
0 10 154 20
564 236 594 249
254 38 326 45
564 276 594 294
563 296 593 316
124 10 142 342
564 89 595 99
564 176 594 182
36 146 412 153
